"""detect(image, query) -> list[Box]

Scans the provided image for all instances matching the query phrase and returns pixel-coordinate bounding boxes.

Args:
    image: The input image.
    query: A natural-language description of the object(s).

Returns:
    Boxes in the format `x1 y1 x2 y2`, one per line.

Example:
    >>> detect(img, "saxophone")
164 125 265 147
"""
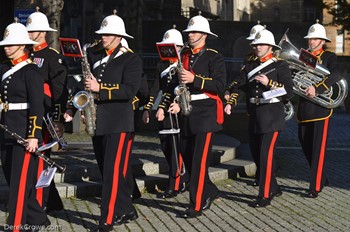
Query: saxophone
72 42 99 136
174 44 192 116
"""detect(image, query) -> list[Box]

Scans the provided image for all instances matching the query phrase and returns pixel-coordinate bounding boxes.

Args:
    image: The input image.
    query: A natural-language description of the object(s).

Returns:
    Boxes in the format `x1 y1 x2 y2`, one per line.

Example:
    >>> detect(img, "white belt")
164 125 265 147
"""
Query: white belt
191 94 209 101
249 98 280 104
0 103 30 112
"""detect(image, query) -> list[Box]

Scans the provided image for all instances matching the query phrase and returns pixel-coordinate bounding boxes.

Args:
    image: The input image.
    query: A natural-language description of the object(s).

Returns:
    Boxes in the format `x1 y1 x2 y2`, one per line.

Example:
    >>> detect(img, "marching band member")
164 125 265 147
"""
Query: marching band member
298 21 342 198
84 11 142 231
26 7 67 213
225 29 293 207
147 26 190 199
123 38 144 201
168 13 226 218
0 20 50 231
225 21 266 187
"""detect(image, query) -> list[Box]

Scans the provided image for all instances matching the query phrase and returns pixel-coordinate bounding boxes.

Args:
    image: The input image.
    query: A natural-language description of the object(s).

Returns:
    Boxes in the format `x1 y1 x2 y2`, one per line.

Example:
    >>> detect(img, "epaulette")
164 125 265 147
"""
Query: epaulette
246 54 257 62
206 48 218 53
49 47 60 54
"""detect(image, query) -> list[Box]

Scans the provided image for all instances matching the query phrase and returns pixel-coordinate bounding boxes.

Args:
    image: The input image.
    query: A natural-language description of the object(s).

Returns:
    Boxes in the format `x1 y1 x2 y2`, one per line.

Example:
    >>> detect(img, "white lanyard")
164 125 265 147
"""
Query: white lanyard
247 58 276 81
2 59 31 81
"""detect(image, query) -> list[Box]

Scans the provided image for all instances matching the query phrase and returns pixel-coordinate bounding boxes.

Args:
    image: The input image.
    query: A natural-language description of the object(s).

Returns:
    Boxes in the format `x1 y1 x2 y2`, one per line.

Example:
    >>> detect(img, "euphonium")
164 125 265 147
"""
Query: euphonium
72 41 99 136
277 30 348 109
174 44 192 116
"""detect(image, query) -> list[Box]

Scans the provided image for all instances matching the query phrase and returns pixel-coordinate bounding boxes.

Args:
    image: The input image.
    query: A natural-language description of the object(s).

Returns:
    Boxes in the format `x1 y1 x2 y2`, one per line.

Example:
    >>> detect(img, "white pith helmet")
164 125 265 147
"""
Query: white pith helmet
250 29 281 50
0 18 38 46
304 20 331 42
26 7 57 32
95 10 133 39
182 11 218 37
157 25 184 46
247 21 265 40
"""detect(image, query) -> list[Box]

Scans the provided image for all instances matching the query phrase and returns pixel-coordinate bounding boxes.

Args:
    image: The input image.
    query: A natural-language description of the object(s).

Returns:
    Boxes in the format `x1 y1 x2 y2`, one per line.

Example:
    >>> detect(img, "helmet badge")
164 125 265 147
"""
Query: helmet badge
102 19 108 28
3 29 9 39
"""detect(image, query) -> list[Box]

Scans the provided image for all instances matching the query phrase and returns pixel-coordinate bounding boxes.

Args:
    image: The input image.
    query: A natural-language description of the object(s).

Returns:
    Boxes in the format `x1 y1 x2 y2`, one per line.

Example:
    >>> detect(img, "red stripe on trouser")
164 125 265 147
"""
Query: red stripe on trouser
264 132 279 199
36 131 50 206
36 159 44 206
316 118 329 191
123 134 133 177
106 133 126 224
174 153 184 191
14 151 31 232
195 132 212 211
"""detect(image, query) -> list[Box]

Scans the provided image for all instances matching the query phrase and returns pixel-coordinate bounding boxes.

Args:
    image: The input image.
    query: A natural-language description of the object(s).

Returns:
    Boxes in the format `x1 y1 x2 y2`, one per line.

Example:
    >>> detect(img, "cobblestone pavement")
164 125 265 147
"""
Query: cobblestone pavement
1 113 350 232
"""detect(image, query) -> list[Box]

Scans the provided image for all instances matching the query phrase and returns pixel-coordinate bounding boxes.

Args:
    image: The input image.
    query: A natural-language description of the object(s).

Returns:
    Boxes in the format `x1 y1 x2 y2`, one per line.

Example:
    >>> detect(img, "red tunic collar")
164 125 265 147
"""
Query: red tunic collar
191 45 205 54
312 48 323 56
259 53 273 63
33 42 48 51
106 48 116 56
11 53 28 65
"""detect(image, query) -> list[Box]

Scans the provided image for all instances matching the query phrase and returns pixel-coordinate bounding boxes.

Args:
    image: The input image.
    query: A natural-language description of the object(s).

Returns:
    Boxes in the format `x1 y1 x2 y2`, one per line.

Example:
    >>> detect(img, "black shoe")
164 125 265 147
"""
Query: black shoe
159 189 178 199
115 209 138 225
31 219 51 232
247 179 259 187
44 205 64 214
93 223 113 232
179 182 190 193
325 179 330 187
249 197 271 208
131 185 141 200
271 188 282 199
177 209 202 218
305 190 318 198
202 191 220 211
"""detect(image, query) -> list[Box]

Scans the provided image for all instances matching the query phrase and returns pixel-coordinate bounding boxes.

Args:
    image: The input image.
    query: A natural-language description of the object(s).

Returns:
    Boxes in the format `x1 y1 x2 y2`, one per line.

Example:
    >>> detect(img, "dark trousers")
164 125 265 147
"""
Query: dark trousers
181 132 218 212
159 132 189 191
1 144 48 228
250 132 280 199
123 133 141 199
249 133 260 182
35 130 63 211
93 133 135 225
298 118 329 192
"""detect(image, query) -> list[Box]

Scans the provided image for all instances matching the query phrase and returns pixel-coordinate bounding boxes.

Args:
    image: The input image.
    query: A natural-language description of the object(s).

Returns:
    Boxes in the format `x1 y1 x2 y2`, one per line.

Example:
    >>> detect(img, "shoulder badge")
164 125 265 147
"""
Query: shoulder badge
49 47 60 54
206 48 218 53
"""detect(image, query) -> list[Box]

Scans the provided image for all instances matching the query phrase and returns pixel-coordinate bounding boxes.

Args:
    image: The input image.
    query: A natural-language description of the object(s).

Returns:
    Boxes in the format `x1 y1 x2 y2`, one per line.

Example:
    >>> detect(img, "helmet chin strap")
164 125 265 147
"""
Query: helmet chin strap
309 40 323 52
8 46 23 58
33 32 42 42
105 36 119 50
188 33 204 46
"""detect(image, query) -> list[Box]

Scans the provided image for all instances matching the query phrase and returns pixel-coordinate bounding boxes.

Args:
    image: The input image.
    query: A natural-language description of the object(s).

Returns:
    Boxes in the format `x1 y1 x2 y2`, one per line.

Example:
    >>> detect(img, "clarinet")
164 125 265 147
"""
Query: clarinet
0 124 66 173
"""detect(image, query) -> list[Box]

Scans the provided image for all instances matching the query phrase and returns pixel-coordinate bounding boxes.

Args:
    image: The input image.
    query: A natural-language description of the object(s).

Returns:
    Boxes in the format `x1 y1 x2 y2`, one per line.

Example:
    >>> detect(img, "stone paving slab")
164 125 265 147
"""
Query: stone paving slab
1 113 350 231
1 146 350 232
